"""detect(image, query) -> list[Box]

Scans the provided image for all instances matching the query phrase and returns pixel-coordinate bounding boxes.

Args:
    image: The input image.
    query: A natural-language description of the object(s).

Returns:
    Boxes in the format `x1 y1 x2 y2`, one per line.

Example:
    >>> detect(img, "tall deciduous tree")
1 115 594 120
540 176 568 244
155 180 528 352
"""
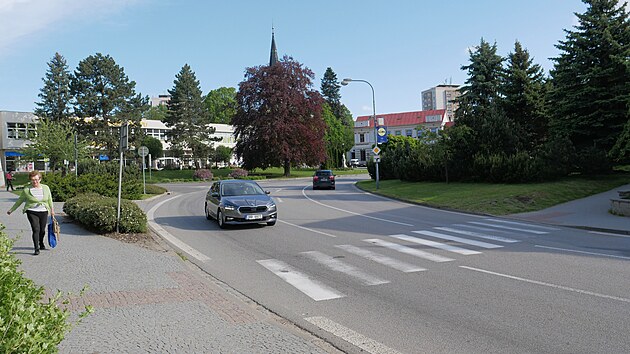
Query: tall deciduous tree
142 105 167 121
500 41 548 151
165 64 218 168
23 119 88 172
204 87 237 124
70 53 148 157
35 52 73 123
548 0 630 162
233 56 326 176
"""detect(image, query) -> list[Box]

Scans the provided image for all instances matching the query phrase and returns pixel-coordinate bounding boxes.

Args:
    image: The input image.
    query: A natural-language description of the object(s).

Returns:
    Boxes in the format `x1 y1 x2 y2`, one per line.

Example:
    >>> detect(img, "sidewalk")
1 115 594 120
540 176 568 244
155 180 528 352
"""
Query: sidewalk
1 192 338 353
510 183 630 235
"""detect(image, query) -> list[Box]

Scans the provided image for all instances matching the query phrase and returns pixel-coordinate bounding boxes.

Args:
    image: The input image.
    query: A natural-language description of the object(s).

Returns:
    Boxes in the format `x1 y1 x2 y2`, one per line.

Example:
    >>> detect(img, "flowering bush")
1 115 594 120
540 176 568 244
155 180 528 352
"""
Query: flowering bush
229 168 248 179
193 169 213 181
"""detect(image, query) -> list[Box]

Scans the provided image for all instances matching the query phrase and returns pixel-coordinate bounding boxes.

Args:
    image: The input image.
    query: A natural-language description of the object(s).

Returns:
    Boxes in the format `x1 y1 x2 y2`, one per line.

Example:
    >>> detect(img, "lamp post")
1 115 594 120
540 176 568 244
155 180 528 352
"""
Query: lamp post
341 78 379 189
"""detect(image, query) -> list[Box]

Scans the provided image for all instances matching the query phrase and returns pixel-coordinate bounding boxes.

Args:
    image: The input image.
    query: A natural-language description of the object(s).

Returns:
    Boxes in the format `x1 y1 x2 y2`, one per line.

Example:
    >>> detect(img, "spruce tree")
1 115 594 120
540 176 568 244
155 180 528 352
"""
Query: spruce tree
165 64 218 168
70 53 148 157
321 67 343 118
500 41 548 151
548 0 630 163
320 67 354 167
34 52 73 123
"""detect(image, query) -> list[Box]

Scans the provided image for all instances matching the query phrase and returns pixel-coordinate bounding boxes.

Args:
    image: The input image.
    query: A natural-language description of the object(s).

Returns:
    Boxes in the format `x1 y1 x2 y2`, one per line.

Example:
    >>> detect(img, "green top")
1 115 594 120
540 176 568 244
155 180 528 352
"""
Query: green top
9 184 54 214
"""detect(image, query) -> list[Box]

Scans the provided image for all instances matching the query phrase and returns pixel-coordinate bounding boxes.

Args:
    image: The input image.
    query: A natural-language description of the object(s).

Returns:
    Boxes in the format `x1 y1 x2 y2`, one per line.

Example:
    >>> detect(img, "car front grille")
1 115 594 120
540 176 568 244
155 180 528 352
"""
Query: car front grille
239 206 268 213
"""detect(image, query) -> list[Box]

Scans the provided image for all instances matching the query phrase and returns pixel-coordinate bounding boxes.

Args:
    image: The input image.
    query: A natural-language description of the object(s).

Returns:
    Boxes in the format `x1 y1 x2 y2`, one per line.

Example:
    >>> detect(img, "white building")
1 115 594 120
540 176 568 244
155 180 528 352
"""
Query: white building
421 84 460 123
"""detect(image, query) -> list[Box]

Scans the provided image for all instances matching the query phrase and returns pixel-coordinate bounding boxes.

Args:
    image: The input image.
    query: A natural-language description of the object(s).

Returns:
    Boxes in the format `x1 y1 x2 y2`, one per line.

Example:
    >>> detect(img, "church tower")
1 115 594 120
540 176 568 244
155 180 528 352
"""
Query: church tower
269 28 278 66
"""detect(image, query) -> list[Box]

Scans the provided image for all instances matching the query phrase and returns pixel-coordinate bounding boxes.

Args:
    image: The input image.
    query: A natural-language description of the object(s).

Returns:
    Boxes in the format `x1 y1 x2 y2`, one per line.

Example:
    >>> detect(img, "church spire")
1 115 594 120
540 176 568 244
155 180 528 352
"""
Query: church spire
269 27 278 66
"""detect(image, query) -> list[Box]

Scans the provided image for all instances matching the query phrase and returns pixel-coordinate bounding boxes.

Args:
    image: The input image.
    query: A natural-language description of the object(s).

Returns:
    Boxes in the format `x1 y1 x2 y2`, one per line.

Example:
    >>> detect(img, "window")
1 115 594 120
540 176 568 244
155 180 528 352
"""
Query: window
7 122 36 139
359 133 365 143
406 129 413 137
395 130 401 136
144 128 168 141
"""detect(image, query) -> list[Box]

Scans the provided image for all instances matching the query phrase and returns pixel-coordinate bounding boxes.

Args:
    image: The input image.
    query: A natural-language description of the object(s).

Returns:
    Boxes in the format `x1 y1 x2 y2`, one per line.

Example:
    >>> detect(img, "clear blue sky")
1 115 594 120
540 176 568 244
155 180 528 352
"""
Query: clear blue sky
0 0 588 119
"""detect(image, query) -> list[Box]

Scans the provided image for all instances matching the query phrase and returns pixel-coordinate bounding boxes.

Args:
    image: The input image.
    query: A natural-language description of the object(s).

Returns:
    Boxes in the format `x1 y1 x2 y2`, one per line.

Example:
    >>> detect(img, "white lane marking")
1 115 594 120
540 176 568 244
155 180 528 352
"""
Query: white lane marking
461 266 630 304
147 195 211 262
468 221 548 234
302 251 389 286
305 316 402 354
484 218 559 230
275 197 283 203
278 219 337 238
301 186 414 227
588 231 630 238
434 227 520 243
414 230 503 249
335 244 426 273
392 233 481 255
453 223 521 234
364 238 454 262
257 259 344 301
535 245 630 260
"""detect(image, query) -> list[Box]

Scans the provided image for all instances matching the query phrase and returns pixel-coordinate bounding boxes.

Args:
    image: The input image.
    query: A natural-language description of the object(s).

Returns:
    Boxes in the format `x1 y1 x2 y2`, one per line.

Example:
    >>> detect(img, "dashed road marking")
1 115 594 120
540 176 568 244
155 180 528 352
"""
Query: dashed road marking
301 251 389 286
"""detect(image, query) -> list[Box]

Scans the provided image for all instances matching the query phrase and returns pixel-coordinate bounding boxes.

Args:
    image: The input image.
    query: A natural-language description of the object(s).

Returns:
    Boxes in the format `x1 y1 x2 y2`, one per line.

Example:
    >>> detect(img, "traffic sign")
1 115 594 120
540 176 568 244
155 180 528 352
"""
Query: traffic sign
138 146 149 157
372 146 381 155
377 126 388 144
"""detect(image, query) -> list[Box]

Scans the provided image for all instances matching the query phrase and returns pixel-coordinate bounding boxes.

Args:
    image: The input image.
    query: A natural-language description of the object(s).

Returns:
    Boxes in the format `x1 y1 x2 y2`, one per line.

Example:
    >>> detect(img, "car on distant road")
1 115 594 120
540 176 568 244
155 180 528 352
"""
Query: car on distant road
349 158 359 168
313 170 336 190
205 179 277 228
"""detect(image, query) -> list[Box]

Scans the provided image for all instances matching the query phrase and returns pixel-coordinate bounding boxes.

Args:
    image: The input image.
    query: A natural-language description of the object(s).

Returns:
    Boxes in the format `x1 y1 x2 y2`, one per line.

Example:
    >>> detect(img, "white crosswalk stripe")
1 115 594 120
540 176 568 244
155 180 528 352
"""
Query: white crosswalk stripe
364 238 454 262
391 233 482 255
434 227 520 243
483 218 559 230
418 229 504 248
335 244 426 273
302 251 390 286
257 259 345 301
468 221 548 234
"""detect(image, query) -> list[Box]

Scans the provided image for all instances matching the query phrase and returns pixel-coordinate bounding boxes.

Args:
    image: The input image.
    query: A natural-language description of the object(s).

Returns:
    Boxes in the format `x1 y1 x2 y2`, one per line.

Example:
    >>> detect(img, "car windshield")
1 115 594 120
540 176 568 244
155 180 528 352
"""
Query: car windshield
222 183 264 196
315 171 332 176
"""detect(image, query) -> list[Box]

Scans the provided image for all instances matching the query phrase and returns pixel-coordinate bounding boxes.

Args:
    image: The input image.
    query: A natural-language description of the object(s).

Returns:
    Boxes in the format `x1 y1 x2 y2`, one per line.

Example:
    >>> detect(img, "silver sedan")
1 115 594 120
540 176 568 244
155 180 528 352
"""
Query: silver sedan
205 179 277 228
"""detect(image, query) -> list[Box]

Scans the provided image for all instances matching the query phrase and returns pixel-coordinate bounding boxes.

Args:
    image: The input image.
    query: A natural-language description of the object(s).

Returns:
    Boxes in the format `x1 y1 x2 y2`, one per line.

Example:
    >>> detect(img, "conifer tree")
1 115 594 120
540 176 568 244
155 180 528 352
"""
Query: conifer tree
548 0 630 162
34 52 73 123
320 67 354 167
70 53 148 157
165 64 218 168
500 41 548 151
321 67 343 118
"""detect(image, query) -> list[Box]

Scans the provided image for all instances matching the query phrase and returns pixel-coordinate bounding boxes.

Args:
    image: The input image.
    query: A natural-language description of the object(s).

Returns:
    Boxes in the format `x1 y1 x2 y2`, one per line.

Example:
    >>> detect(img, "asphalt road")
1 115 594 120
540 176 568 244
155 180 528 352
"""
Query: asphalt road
147 176 630 354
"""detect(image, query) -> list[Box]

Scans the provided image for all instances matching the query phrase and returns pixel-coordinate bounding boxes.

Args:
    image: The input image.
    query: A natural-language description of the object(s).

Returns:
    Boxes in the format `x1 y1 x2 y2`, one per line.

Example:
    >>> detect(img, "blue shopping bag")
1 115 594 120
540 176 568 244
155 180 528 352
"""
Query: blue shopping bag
47 216 59 248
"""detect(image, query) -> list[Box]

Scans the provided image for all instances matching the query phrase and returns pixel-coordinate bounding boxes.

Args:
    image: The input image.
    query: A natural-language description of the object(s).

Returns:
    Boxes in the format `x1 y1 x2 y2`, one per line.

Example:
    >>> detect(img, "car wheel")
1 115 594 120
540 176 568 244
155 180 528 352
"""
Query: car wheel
205 203 211 220
267 220 277 226
217 209 226 229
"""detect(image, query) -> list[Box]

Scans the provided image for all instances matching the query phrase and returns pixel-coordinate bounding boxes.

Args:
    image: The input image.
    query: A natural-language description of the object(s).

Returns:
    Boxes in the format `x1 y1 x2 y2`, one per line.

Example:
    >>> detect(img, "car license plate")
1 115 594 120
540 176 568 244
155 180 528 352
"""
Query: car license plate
246 214 262 220
321 178 328 181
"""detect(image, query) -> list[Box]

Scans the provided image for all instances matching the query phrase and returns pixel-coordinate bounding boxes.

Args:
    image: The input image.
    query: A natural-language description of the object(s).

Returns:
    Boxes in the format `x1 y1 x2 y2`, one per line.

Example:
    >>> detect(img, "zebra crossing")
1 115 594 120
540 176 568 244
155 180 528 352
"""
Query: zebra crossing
257 218 555 301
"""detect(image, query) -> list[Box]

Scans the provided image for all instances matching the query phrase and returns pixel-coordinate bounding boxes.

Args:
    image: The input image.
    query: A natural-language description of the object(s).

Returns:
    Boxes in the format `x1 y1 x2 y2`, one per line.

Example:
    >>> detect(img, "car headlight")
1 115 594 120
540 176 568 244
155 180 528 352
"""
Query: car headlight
223 203 237 211
268 203 277 212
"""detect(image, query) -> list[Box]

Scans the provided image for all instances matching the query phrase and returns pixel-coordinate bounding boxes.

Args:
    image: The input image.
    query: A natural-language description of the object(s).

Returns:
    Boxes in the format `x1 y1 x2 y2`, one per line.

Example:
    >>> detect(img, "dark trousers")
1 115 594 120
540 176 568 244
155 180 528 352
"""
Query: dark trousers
6 179 13 191
26 210 48 250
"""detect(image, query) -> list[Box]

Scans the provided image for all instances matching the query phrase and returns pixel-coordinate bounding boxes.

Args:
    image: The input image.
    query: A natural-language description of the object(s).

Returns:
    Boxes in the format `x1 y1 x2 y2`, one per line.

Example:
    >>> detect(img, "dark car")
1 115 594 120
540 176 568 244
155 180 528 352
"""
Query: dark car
313 170 336 190
205 179 277 228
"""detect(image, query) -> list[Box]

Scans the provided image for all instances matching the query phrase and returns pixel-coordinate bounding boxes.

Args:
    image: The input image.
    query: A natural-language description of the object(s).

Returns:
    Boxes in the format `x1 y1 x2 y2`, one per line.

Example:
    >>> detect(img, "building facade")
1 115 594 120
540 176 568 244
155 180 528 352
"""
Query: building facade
350 109 447 165
421 84 460 123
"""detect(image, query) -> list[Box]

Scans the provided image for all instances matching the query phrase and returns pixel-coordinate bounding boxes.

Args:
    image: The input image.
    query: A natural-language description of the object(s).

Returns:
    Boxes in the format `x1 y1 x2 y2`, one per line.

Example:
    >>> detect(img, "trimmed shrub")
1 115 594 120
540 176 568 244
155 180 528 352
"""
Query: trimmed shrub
0 225 91 352
192 169 213 181
64 193 147 233
144 184 167 195
228 168 248 179
42 172 143 202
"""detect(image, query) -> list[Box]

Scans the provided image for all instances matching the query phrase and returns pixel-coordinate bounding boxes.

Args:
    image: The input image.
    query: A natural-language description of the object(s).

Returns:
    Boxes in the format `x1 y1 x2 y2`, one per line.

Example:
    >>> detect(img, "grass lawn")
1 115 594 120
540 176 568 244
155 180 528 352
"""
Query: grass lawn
357 173 630 215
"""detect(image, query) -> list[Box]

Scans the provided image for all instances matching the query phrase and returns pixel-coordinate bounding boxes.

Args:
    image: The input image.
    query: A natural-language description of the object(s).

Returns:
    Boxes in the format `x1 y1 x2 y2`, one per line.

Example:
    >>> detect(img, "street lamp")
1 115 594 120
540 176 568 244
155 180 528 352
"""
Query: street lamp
341 78 380 189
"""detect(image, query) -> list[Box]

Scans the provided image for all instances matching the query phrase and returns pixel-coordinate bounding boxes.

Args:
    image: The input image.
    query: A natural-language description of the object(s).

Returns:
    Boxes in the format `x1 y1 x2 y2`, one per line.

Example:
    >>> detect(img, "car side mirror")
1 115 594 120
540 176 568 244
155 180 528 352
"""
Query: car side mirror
265 190 270 195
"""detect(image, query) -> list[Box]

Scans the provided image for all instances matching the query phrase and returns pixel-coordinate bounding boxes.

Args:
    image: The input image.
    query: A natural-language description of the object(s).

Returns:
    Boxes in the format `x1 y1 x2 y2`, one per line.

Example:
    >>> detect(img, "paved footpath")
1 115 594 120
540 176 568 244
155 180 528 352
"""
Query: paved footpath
1 193 339 354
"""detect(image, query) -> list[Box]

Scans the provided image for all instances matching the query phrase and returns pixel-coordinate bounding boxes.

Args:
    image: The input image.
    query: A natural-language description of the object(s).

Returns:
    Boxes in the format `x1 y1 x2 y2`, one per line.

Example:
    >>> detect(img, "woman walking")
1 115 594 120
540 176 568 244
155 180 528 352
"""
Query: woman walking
7 171 54 255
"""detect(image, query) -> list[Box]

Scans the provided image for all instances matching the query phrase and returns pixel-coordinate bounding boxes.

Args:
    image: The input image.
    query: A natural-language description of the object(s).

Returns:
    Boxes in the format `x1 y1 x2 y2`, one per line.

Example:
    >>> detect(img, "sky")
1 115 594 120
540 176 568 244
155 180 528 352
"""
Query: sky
0 0 590 119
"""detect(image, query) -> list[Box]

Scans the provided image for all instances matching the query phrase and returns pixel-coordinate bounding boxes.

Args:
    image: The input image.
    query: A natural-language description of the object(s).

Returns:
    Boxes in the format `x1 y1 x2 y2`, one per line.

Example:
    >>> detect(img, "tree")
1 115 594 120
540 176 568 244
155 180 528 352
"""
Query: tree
142 104 167 121
548 0 630 164
233 56 326 176
34 52 73 123
321 67 343 119
500 41 548 151
204 87 237 124
70 53 148 157
320 68 355 168
23 119 88 172
141 136 163 160
213 145 233 167
165 64 219 168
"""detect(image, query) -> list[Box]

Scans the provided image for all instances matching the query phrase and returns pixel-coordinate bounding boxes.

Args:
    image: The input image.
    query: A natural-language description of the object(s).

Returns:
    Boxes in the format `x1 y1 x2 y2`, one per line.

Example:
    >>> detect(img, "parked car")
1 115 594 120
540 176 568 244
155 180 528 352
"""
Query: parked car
349 158 359 168
313 170 336 190
205 179 277 228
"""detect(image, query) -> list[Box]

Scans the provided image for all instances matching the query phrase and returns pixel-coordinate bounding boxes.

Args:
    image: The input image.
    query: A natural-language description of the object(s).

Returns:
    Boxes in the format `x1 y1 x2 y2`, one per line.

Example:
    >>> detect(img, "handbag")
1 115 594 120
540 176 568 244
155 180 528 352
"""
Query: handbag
47 215 60 248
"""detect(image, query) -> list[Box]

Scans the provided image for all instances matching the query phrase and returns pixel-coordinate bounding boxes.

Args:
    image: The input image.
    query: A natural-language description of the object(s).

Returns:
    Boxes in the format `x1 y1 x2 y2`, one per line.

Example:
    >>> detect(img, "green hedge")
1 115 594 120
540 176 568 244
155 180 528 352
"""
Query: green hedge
43 173 143 202
64 193 147 233
0 225 75 352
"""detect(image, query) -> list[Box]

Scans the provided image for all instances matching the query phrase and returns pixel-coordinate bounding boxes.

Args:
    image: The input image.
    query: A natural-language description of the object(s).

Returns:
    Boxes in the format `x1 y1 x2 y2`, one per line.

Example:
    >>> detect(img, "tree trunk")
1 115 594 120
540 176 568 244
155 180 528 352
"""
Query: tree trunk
283 159 291 177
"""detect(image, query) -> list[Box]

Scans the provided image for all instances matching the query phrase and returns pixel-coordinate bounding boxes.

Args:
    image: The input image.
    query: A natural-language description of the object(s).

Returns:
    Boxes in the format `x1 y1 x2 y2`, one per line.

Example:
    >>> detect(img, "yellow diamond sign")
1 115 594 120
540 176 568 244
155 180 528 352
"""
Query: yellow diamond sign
372 146 381 155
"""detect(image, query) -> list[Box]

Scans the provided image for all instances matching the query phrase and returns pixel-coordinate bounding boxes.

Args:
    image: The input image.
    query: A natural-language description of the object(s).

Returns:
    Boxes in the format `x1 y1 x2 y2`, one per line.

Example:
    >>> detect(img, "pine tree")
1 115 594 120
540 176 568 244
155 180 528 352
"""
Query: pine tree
34 52 73 123
70 53 148 157
165 64 218 168
234 56 326 176
320 67 354 167
321 67 342 119
548 0 630 162
500 41 548 151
